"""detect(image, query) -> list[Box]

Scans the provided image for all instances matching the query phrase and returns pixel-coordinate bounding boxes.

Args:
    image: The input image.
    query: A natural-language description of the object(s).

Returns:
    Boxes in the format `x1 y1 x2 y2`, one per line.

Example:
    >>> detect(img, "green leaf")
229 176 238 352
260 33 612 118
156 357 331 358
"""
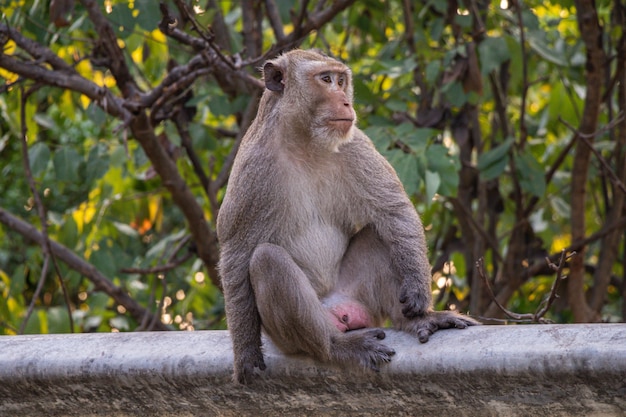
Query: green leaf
514 152 546 197
430 18 444 42
48 307 72 333
113 221 140 237
87 293 110 313
425 60 441 86
58 217 79 249
85 145 110 183
383 149 420 197
478 36 511 75
53 147 81 182
386 99 408 112
108 3 136 38
90 245 117 279
110 316 130 331
526 31 568 66
425 170 441 203
28 142 51 177
86 103 107 126
549 196 571 218
444 81 467 107
404 128 435 153
363 126 393 152
477 137 514 180
135 0 161 31
426 145 459 197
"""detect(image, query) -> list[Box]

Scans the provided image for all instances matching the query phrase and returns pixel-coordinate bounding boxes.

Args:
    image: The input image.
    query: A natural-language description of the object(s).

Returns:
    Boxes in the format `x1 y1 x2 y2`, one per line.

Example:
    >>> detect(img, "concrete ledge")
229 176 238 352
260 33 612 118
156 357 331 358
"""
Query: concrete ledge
0 324 625 416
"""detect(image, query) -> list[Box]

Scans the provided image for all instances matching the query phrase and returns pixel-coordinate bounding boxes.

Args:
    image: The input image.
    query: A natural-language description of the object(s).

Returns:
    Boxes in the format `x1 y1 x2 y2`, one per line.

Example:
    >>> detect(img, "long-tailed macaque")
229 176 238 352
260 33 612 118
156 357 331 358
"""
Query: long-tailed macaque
217 49 479 384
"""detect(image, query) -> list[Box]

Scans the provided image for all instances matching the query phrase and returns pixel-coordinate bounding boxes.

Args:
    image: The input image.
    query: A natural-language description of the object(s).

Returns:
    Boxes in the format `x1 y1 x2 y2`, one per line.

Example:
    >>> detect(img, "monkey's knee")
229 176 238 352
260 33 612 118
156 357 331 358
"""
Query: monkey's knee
250 243 286 276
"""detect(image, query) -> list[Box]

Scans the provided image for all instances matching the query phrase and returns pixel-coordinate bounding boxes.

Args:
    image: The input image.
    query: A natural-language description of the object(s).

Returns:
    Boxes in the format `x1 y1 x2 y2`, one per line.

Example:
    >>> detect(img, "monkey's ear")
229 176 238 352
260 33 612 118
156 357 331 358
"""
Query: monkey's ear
263 62 284 92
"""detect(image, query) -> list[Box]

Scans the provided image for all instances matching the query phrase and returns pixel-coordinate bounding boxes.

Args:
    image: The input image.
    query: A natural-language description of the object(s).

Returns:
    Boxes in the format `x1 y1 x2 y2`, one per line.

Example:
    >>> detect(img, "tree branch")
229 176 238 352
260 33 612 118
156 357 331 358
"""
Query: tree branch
0 49 129 121
80 0 138 96
265 0 286 42
0 208 169 331
18 85 74 333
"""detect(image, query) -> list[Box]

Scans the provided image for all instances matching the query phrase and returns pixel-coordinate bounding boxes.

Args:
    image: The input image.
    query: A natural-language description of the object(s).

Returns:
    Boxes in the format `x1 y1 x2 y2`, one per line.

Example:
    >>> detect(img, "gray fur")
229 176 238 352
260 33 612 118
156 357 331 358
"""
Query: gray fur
217 50 478 384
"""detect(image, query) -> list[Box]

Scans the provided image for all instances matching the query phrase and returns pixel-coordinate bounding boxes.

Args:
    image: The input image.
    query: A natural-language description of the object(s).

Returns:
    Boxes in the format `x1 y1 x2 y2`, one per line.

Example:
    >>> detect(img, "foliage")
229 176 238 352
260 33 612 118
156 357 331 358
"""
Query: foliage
0 0 624 335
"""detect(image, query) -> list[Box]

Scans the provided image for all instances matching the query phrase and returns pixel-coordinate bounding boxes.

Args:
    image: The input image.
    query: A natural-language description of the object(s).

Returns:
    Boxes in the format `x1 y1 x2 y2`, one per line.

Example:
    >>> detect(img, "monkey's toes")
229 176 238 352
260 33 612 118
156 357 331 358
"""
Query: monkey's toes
367 329 386 340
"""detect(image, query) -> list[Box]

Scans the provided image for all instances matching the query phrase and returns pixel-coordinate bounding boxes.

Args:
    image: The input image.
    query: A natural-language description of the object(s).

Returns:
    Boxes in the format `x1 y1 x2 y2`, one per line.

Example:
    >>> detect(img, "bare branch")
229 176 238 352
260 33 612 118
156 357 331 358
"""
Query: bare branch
128 110 222 290
0 208 169 331
511 0 529 148
450 198 503 263
1 23 74 71
560 114 626 196
18 85 74 333
534 250 575 320
478 250 575 324
121 252 194 275
210 94 261 194
476 258 536 322
80 0 139 96
265 0 286 42
0 51 130 121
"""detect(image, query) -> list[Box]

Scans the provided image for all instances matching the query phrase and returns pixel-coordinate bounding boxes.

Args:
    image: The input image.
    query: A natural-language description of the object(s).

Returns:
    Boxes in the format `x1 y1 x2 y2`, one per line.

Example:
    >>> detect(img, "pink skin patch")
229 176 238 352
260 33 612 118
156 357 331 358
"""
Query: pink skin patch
326 300 374 332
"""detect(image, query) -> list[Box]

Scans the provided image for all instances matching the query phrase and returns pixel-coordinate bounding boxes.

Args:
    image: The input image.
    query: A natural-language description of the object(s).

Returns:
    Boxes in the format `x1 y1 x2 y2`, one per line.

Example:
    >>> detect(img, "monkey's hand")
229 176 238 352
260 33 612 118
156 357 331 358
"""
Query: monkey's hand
407 310 481 343
234 346 267 384
399 285 431 318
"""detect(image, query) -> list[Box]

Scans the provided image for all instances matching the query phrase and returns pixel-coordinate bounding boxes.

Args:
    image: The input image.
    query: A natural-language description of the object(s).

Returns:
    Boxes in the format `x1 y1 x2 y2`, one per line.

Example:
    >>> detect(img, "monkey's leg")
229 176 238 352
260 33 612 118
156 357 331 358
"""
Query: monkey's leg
339 226 479 343
249 243 395 370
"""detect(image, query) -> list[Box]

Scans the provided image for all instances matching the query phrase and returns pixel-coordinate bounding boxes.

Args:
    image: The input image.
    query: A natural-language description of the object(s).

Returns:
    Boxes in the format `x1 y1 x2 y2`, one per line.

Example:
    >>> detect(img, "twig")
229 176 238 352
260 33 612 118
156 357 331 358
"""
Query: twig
523 134 577 217
511 0 529 148
0 208 169 330
476 251 575 323
476 257 531 321
534 250 575 320
148 277 168 331
560 114 626 196
210 94 260 193
451 198 503 263
19 255 51 334
265 0 286 42
121 251 193 275
173 0 236 70
18 85 74 334
149 67 211 123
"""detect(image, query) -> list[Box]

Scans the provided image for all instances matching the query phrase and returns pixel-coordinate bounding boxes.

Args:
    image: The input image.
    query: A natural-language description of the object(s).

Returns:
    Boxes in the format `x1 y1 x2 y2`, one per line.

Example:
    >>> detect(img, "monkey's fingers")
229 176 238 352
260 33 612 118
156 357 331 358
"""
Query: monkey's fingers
235 349 267 384
414 320 438 343
399 288 430 318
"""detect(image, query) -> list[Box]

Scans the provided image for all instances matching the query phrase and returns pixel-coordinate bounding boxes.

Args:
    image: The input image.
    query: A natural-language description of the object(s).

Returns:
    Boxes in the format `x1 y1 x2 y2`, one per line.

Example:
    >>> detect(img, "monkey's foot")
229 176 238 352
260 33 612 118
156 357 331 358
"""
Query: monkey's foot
234 346 267 384
331 329 396 372
408 311 480 343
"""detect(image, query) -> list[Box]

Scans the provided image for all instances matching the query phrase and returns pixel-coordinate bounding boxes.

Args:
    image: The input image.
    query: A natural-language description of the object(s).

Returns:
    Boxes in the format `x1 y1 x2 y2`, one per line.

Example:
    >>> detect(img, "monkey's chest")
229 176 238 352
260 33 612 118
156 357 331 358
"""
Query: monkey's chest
277 163 352 295
288 219 348 296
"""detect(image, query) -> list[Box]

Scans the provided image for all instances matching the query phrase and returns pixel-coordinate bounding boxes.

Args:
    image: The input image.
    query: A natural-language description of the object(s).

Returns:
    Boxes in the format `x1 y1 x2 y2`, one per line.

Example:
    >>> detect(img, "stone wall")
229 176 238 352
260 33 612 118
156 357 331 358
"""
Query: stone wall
1 324 625 416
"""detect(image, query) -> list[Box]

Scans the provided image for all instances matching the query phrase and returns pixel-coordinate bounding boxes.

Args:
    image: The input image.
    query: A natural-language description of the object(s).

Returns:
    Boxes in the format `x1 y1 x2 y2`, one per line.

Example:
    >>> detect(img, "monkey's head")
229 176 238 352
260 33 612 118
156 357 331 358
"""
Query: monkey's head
261 50 357 152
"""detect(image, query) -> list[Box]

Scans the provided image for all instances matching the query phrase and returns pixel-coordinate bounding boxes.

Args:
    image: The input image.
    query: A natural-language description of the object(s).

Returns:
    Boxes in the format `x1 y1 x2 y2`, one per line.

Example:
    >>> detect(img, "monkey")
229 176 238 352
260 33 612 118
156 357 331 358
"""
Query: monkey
217 49 479 384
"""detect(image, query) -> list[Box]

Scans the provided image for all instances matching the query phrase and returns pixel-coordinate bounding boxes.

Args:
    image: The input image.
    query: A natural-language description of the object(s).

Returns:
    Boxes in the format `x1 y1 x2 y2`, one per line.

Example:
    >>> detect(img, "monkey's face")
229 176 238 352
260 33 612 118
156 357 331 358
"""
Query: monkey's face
307 67 357 151
263 51 357 152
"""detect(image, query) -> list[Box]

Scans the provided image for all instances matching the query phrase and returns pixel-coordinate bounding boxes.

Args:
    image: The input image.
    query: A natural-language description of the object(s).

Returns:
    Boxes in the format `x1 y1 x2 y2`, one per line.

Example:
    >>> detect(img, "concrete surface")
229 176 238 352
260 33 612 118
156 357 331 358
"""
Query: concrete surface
0 324 625 416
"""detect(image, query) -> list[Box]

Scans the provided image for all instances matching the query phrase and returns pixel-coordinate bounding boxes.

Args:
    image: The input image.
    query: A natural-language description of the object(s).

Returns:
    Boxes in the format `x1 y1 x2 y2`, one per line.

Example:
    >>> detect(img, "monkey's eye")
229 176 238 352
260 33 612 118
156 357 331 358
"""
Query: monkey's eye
321 75 332 84
338 76 345 87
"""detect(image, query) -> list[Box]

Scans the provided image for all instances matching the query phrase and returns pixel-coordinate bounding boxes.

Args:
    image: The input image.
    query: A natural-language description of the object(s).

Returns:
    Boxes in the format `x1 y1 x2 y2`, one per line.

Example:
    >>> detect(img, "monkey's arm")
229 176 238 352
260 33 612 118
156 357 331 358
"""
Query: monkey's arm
218 245 266 384
217 177 269 384
345 131 433 317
